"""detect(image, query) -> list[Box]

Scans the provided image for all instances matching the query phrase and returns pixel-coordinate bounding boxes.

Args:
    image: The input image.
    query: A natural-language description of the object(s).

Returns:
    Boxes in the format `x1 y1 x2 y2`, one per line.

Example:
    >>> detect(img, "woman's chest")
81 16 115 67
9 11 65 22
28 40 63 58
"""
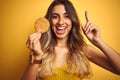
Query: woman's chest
54 47 68 67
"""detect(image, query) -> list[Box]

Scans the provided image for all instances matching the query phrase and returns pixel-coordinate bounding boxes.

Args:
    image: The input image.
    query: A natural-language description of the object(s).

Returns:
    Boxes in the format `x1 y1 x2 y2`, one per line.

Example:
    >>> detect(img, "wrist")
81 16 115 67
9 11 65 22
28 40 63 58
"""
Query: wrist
35 54 43 59
29 54 43 64
93 39 104 48
91 38 102 45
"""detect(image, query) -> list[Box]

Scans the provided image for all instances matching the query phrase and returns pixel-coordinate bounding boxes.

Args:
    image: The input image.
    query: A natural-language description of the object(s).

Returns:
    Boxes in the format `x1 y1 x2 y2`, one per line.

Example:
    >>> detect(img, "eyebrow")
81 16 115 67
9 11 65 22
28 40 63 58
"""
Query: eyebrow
51 13 59 16
52 12 69 15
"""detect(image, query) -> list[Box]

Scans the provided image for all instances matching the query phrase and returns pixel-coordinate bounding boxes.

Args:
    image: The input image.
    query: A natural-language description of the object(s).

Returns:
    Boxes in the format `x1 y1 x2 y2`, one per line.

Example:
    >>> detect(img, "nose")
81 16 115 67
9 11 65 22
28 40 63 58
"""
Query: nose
58 17 64 25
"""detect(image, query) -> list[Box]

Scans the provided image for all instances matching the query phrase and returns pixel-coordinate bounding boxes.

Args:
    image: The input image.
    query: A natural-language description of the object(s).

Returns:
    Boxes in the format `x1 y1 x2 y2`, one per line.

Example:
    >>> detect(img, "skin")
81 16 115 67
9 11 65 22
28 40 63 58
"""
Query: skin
51 4 72 67
51 4 72 39
22 4 120 80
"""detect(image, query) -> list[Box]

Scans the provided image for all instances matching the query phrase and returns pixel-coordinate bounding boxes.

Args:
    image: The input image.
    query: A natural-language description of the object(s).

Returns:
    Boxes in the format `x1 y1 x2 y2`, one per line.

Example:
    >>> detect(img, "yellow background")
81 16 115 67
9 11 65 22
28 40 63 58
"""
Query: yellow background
0 0 120 80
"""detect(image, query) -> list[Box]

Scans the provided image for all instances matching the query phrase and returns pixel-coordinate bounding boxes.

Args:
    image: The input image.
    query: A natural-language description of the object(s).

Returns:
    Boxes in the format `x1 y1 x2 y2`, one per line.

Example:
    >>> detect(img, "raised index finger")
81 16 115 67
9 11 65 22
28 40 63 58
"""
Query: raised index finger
85 11 90 22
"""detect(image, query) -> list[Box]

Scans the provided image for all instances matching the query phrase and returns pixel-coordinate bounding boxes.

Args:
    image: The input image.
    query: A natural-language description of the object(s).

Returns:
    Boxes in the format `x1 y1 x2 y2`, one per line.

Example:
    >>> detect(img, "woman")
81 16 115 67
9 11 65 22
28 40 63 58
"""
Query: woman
22 0 120 80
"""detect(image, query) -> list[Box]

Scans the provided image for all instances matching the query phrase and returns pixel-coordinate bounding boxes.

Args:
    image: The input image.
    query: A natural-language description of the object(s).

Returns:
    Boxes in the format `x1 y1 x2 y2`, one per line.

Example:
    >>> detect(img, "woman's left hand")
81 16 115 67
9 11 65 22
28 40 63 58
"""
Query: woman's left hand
82 11 101 45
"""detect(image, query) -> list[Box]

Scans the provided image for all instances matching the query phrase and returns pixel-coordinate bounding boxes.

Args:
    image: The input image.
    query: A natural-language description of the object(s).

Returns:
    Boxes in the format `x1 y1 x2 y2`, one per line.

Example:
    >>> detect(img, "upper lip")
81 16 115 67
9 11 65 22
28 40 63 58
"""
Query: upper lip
56 26 66 30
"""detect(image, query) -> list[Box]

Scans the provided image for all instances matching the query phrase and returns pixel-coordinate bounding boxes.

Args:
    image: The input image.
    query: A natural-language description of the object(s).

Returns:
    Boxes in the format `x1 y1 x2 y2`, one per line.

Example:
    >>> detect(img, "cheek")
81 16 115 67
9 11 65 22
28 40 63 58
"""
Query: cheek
51 19 57 26
51 21 55 31
51 20 56 31
69 21 72 26
67 20 72 28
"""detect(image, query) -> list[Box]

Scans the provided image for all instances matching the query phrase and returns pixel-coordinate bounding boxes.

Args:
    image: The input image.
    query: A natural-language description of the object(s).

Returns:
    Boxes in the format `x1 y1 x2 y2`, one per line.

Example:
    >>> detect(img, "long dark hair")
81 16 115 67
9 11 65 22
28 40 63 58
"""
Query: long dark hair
39 0 91 78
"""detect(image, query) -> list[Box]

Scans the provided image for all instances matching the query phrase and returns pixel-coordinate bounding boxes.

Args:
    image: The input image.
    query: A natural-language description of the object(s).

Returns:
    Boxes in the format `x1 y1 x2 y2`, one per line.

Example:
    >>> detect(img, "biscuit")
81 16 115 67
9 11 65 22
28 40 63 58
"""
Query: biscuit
34 17 50 33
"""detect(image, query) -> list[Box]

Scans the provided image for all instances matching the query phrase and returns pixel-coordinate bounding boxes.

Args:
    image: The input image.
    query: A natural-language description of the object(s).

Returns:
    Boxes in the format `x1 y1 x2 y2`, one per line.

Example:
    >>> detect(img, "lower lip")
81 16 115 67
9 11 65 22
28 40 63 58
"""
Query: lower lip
56 29 65 34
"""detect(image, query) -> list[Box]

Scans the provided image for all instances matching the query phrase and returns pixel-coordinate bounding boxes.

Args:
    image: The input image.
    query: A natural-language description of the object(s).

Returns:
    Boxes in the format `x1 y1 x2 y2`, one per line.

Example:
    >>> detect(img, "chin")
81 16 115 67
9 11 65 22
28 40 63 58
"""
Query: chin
56 34 68 39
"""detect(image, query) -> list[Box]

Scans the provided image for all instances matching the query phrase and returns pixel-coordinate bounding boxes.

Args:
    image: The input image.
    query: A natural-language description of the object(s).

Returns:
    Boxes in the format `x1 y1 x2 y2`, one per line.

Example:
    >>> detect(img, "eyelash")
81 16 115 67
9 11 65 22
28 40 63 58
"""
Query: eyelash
52 15 58 19
51 14 70 19
65 15 70 18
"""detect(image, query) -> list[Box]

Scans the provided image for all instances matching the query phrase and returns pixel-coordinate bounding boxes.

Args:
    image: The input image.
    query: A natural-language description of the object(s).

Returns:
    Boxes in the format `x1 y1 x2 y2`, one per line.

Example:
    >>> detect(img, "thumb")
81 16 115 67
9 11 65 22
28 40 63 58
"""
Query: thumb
81 24 84 30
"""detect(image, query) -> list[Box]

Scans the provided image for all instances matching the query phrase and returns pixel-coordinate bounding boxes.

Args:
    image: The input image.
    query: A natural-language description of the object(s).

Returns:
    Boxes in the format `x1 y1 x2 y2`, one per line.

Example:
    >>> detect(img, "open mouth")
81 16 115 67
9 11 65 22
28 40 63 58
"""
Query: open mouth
56 26 66 34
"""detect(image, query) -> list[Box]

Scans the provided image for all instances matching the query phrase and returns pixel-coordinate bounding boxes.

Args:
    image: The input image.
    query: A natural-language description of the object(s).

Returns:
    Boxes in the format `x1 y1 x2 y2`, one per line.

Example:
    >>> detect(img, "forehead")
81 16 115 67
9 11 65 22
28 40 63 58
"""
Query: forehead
52 4 67 13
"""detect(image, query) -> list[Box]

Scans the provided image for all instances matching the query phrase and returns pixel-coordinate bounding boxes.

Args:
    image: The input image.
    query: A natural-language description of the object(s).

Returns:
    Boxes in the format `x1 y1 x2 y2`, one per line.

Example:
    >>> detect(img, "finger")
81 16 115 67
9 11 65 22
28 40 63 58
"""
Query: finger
89 27 96 33
26 39 30 48
90 25 99 34
32 35 41 48
32 33 41 45
81 24 85 30
85 24 93 34
81 24 87 34
29 32 41 39
31 34 41 44
28 34 40 49
29 33 41 42
36 29 41 33
84 21 91 31
85 11 90 22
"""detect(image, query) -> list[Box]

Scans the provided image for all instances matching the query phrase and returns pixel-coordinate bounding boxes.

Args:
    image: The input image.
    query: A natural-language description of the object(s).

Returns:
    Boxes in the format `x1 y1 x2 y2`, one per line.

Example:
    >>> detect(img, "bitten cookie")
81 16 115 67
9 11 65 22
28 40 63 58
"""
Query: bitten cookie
34 17 50 33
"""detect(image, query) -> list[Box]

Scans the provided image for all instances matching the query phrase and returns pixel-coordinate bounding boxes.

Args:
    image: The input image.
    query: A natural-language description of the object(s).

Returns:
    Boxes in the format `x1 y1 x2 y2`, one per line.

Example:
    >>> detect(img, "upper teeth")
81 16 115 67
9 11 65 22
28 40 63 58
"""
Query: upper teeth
57 27 65 30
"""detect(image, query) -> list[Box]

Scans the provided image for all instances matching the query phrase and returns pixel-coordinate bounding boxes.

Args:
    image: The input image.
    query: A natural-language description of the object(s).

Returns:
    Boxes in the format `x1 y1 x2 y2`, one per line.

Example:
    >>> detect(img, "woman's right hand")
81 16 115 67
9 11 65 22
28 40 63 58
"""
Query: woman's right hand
26 32 43 59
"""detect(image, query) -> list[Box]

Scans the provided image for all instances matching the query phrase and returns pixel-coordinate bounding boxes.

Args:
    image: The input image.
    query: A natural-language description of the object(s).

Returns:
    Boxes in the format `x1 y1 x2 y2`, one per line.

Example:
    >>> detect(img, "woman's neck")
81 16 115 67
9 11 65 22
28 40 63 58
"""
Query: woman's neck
56 38 68 48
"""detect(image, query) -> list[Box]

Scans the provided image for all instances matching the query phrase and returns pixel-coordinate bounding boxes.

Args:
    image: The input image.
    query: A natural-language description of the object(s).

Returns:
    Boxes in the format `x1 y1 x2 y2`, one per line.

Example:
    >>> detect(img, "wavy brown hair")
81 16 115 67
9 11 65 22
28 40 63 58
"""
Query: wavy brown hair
38 0 91 79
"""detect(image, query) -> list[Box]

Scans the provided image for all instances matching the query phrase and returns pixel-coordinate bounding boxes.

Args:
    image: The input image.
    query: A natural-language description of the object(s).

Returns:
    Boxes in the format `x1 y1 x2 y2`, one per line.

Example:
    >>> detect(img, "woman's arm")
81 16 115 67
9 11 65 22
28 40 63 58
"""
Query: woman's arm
96 39 120 73
82 11 120 75
86 44 120 75
21 61 40 80
22 32 43 80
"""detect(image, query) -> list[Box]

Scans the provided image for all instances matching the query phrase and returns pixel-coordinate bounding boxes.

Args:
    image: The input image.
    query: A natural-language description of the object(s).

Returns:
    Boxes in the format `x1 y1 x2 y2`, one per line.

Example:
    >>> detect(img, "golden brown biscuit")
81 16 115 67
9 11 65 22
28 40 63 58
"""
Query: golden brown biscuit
34 17 50 33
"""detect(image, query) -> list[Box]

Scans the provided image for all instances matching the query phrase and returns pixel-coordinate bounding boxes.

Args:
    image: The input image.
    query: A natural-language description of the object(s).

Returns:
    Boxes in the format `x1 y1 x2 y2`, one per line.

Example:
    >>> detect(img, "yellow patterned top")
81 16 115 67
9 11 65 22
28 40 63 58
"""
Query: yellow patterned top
40 65 81 80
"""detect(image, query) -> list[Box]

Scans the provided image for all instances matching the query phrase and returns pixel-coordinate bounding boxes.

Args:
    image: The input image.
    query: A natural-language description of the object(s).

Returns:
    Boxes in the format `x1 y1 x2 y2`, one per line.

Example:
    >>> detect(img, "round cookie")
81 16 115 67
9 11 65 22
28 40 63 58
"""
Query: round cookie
34 17 50 33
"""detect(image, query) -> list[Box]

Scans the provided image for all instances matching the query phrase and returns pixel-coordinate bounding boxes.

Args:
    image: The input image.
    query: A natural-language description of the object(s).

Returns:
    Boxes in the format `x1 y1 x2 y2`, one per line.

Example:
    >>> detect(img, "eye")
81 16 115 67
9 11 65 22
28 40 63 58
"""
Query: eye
52 15 58 19
64 14 70 18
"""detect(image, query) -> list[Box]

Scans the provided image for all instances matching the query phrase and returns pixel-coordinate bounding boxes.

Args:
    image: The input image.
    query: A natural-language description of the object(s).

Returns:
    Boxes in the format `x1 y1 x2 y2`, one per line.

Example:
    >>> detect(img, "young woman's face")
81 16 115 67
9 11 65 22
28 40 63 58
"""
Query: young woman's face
51 4 72 39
